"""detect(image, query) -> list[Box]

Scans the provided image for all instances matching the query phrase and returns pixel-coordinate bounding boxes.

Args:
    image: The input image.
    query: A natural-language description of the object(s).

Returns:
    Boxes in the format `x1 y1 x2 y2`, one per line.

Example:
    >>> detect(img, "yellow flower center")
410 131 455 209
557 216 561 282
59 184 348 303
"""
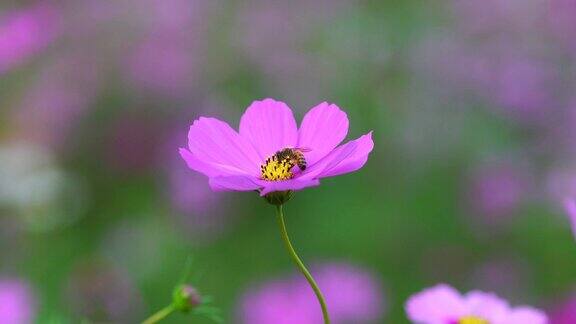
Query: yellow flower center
260 154 295 181
459 316 489 324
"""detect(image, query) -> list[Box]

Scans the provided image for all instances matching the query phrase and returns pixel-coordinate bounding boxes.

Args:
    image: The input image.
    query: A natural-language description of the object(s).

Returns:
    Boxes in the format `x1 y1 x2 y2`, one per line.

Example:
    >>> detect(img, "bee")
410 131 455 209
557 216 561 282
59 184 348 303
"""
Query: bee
274 147 311 171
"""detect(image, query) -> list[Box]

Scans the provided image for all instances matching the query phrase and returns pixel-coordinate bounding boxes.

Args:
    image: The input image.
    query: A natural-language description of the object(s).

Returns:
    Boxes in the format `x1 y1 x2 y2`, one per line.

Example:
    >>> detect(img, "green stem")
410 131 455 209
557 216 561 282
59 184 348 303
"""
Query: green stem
276 204 330 324
142 304 176 324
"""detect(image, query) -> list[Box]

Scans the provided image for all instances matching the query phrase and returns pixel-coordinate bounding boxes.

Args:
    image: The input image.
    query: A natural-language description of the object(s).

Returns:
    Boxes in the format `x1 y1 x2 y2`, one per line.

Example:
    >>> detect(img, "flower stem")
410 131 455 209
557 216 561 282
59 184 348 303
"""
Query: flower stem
142 304 176 324
275 204 330 324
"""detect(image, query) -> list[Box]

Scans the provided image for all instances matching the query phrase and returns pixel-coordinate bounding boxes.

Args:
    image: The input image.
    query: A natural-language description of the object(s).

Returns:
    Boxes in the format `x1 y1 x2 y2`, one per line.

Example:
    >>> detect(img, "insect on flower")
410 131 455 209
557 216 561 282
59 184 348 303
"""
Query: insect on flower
179 98 374 197
275 147 311 171
260 147 311 182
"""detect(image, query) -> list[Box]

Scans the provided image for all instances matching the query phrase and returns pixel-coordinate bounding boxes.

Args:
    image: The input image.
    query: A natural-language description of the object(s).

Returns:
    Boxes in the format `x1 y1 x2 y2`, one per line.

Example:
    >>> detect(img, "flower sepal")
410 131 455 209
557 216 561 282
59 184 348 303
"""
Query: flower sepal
263 190 293 205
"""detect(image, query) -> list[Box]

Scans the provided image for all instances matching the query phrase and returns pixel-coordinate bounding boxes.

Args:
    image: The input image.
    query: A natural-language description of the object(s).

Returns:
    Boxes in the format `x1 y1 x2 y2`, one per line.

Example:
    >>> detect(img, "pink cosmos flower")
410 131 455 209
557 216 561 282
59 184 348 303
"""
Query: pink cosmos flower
179 98 374 196
563 198 576 239
405 284 547 324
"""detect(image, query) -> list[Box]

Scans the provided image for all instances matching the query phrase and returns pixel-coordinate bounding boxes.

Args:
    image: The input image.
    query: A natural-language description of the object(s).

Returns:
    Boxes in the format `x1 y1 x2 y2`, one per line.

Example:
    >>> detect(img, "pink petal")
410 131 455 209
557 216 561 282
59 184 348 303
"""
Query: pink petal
464 291 510 322
187 117 261 176
209 176 261 192
503 307 548 324
239 98 298 160
564 198 576 240
405 284 467 323
297 102 349 165
180 148 240 177
258 179 320 196
301 132 373 180
299 140 358 179
319 132 373 178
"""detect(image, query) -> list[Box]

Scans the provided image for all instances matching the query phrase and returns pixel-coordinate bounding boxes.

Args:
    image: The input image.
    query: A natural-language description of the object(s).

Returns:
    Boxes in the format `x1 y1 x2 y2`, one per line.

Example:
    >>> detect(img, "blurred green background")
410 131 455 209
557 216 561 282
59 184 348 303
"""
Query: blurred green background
1 0 575 323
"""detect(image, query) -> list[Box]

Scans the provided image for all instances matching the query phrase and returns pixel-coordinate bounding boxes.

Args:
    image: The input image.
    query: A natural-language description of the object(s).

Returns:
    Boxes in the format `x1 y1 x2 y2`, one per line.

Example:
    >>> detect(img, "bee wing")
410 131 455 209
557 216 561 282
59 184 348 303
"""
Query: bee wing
294 147 312 152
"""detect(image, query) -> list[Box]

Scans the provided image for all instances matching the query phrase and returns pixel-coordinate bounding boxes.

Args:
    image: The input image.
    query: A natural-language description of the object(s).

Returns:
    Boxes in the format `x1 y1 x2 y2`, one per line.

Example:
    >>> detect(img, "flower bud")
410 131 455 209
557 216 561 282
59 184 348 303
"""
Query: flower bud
172 284 202 313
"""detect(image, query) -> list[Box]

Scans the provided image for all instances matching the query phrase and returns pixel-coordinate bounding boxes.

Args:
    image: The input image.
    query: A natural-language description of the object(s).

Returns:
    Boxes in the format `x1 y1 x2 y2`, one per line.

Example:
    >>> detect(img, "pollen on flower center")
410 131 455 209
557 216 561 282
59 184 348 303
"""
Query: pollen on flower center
260 153 295 181
458 316 489 324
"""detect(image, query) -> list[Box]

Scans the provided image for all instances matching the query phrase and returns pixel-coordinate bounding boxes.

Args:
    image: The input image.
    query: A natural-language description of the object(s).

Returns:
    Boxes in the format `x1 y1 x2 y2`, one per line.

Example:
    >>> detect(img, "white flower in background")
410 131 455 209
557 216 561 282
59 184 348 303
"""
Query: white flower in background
0 142 88 232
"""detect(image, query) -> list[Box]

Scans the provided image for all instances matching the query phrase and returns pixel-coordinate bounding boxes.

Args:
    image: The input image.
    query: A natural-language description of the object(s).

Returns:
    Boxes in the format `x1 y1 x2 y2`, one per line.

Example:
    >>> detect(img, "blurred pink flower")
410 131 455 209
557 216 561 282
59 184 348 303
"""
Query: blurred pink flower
406 283 547 324
563 198 576 239
239 262 385 324
180 98 374 195
124 33 199 99
104 112 168 173
13 53 101 150
158 100 236 242
469 257 533 303
169 162 221 216
466 161 529 226
549 293 576 324
167 156 233 241
0 3 61 74
438 43 557 123
122 0 214 99
490 56 556 118
66 261 143 322
0 278 36 324
163 121 234 243
414 0 564 125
